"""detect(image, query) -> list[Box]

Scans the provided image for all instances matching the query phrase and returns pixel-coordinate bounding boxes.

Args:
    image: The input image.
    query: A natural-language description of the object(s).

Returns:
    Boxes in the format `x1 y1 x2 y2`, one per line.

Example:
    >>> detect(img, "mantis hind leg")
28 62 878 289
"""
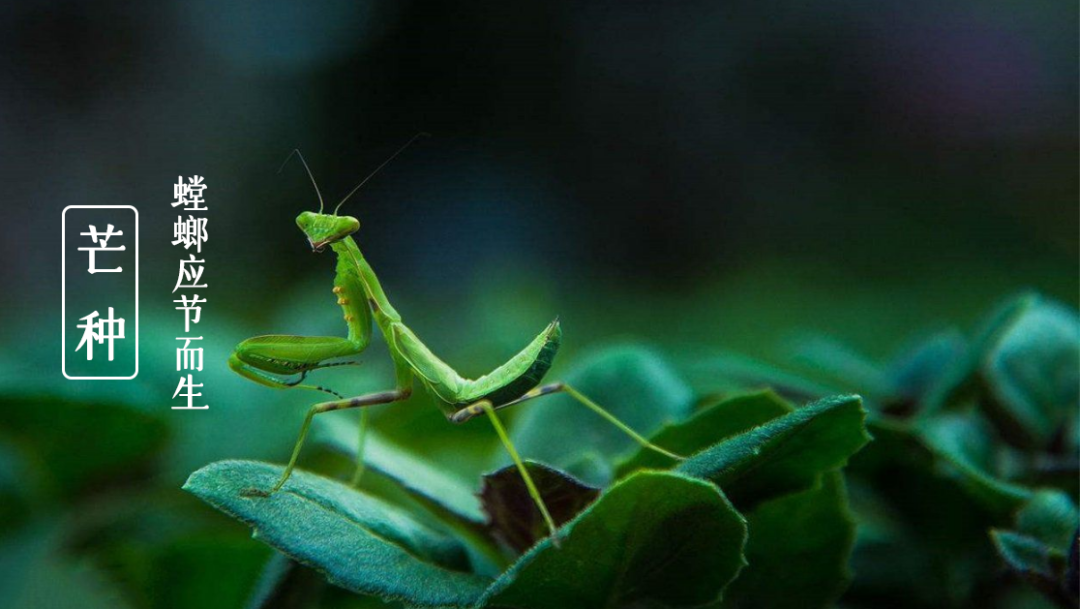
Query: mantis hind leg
449 384 682 543
474 400 561 545
453 382 684 460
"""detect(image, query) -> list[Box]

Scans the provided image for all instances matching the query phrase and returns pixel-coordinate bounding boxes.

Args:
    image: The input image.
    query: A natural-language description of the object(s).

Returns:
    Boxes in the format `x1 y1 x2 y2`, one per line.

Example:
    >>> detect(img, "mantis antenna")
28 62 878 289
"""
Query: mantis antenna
333 132 430 215
279 149 326 214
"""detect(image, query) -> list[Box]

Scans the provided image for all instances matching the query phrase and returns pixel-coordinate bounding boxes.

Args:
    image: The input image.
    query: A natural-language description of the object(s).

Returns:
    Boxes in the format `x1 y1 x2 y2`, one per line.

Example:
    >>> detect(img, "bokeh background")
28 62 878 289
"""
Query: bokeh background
0 0 1076 607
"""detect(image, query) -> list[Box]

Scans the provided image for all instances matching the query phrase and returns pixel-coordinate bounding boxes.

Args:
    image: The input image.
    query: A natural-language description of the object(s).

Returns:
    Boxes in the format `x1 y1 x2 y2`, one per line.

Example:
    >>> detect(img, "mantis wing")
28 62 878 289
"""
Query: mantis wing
391 319 561 408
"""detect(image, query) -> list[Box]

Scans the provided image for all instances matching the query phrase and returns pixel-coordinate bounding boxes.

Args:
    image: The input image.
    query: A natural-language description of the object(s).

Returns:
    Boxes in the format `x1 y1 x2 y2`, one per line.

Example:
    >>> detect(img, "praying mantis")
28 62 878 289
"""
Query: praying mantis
228 136 682 539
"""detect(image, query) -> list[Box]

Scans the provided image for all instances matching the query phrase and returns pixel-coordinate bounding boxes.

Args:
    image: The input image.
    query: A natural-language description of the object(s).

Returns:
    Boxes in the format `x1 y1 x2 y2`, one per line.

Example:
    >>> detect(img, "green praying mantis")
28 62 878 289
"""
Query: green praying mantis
228 136 683 539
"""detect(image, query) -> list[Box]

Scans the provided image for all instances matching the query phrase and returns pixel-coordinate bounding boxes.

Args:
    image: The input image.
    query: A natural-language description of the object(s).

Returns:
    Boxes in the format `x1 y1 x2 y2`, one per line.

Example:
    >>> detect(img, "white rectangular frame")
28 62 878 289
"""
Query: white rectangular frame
62 205 139 380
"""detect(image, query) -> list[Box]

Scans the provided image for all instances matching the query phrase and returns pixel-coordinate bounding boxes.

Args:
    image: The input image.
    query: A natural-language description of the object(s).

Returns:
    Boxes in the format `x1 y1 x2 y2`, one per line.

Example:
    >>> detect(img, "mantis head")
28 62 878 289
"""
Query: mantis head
283 135 429 253
296 212 359 252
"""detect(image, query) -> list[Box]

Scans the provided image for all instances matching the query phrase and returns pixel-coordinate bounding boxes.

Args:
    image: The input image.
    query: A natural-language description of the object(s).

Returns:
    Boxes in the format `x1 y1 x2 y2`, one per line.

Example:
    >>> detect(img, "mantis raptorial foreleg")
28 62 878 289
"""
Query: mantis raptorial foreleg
228 353 354 398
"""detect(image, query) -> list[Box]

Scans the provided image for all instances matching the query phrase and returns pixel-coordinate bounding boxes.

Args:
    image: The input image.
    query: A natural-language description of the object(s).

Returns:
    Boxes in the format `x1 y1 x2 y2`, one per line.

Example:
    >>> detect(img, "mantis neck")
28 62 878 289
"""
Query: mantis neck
333 237 402 324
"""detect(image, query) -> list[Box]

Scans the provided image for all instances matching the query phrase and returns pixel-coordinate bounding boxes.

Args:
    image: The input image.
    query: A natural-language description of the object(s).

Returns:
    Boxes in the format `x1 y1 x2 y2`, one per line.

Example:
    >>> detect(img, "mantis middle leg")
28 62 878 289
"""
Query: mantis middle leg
251 387 413 495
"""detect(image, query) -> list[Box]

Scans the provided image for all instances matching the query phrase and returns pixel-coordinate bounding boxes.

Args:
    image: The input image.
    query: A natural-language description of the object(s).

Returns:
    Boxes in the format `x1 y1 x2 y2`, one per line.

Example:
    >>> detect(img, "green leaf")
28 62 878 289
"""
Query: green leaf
0 394 168 502
244 553 327 609
616 390 793 476
149 536 270 609
317 417 484 523
509 344 694 485
1015 491 1080 551
479 461 600 554
721 473 856 609
982 299 1080 446
480 471 747 609
991 523 1078 606
991 530 1058 579
884 330 966 409
987 491 1079 607
317 417 512 578
0 521 131 609
676 394 870 508
684 350 842 402
0 441 32 538
787 335 894 399
917 413 1033 512
183 460 490 609
920 293 1036 417
844 429 1010 606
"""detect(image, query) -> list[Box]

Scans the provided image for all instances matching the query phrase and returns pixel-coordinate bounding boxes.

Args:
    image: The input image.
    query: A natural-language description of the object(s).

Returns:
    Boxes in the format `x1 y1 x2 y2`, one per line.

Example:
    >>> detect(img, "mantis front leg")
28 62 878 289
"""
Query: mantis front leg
229 251 375 396
228 351 355 398
231 252 390 491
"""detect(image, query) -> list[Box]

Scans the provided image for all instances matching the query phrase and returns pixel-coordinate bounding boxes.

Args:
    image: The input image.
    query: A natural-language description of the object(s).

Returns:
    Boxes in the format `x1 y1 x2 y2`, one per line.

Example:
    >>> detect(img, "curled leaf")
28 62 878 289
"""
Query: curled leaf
479 461 599 554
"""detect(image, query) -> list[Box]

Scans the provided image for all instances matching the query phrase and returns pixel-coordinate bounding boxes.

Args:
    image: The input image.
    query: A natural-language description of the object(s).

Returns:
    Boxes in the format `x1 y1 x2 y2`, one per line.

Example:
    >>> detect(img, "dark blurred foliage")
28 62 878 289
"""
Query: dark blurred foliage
0 0 1075 607
2 0 1075 303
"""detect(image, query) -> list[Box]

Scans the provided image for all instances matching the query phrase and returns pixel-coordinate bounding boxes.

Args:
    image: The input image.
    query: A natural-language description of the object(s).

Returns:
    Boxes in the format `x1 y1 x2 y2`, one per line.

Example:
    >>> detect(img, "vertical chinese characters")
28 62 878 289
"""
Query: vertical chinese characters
171 176 209 410
76 225 128 361
76 224 128 358
79 224 125 273
75 307 125 361
62 206 138 379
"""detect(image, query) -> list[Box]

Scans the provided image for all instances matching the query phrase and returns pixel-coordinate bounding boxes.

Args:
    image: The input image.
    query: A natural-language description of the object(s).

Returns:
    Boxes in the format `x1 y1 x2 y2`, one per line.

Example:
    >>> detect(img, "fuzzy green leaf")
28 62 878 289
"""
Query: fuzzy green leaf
183 460 489 609
480 471 747 609
720 473 856 609
479 461 599 554
616 390 793 476
509 344 694 485
676 394 870 508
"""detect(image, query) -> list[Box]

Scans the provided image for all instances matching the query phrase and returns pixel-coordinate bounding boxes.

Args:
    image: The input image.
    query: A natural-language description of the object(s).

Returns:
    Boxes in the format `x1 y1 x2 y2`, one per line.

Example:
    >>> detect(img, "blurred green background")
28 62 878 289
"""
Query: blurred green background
0 0 1076 607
